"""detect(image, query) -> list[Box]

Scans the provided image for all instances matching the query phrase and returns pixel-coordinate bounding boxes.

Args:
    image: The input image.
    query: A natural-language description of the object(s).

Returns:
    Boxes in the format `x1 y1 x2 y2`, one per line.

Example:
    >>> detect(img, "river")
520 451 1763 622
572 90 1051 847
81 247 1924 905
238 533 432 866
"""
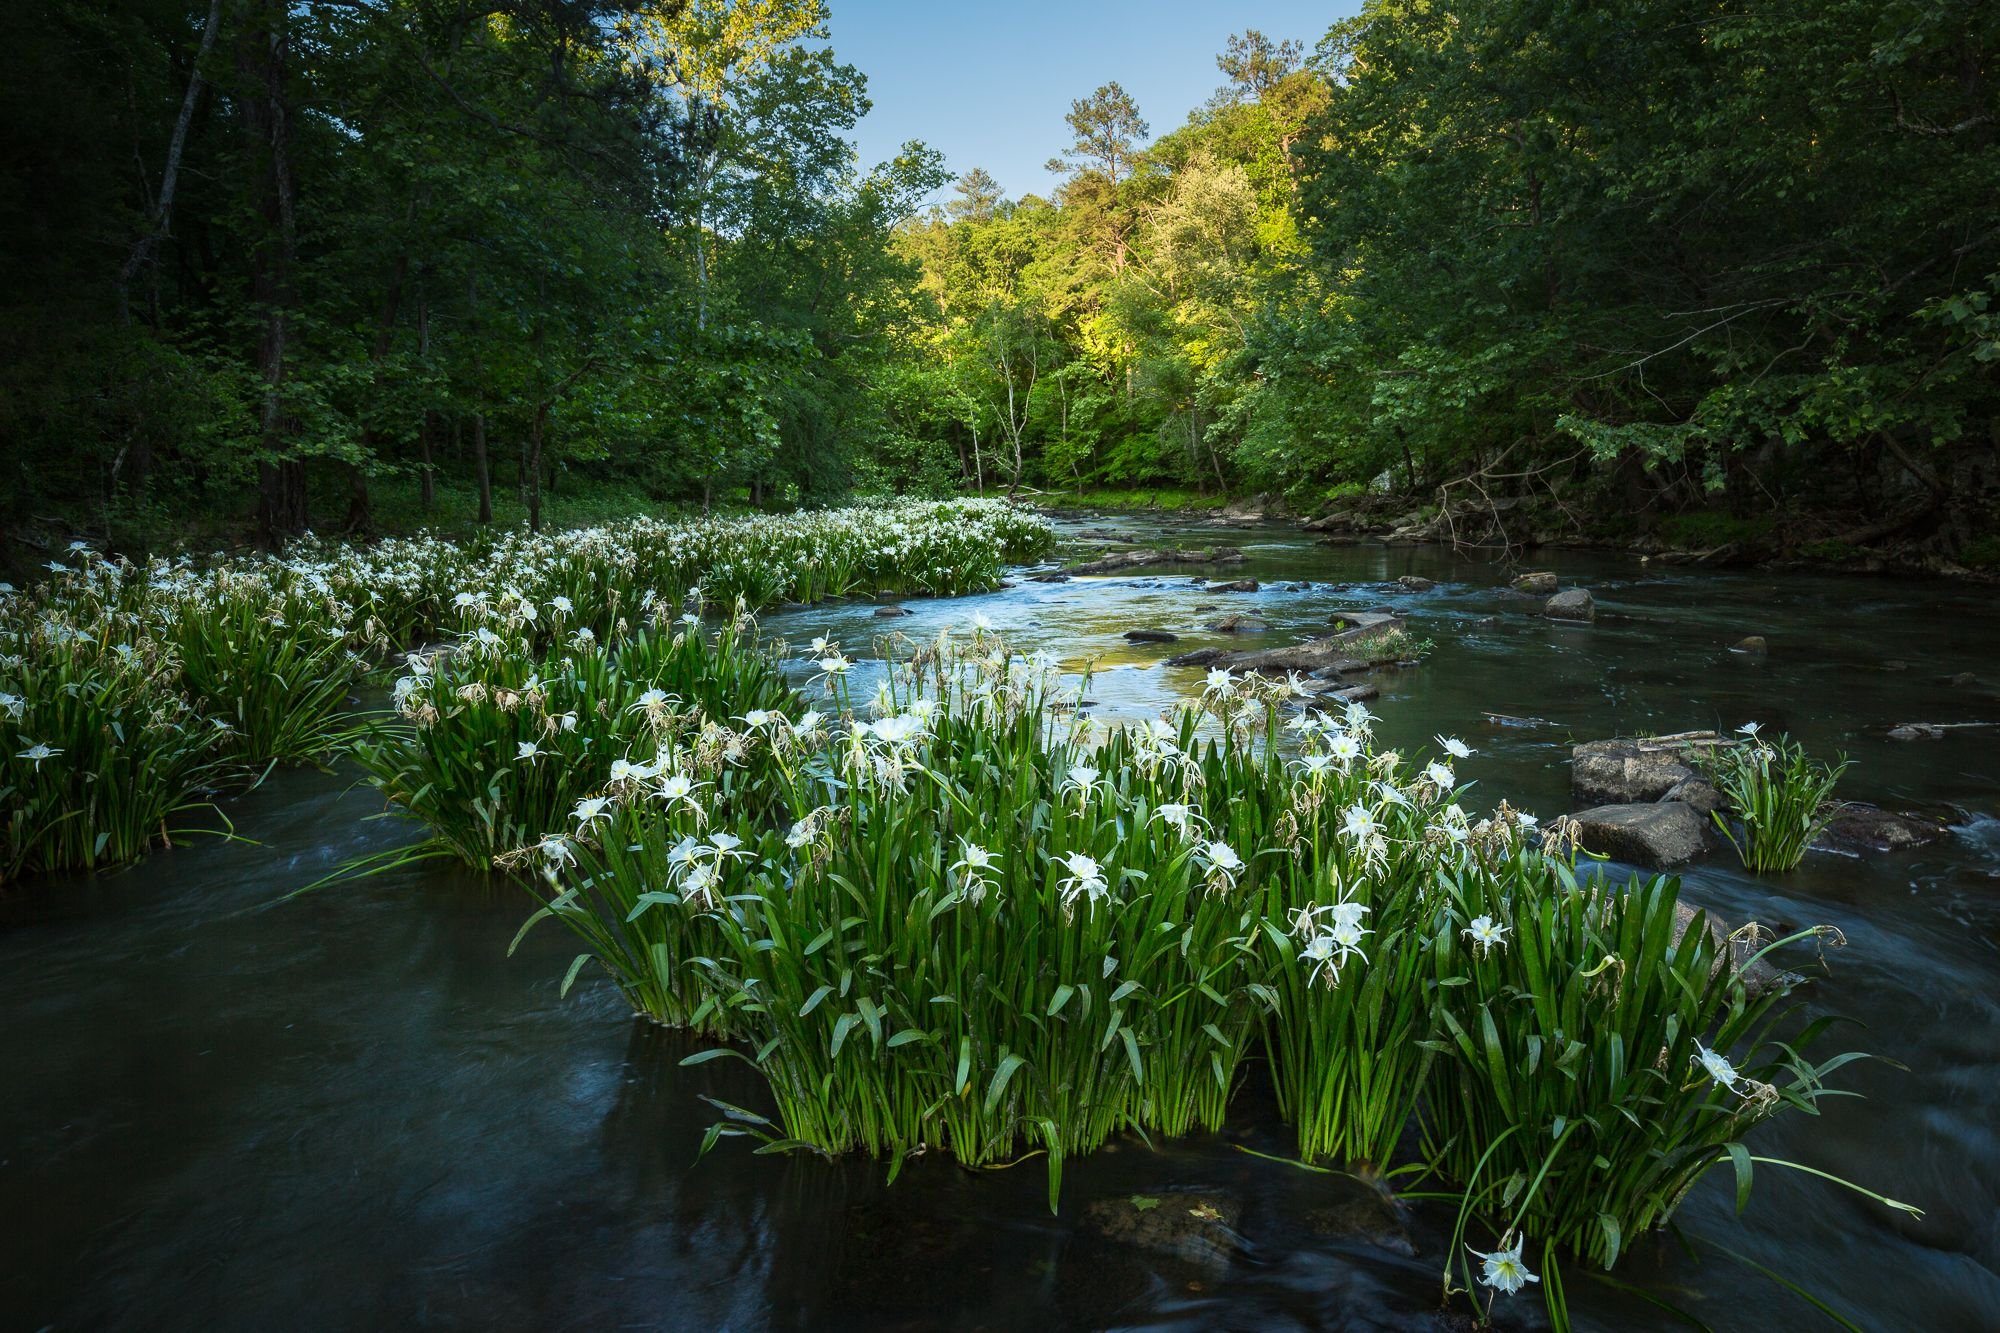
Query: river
4 517 1996 1331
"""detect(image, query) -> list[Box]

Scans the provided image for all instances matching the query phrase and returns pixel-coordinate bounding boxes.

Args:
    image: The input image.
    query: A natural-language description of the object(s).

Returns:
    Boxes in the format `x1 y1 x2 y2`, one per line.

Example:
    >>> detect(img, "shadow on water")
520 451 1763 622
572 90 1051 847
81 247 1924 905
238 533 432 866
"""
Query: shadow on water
4 517 1998 1330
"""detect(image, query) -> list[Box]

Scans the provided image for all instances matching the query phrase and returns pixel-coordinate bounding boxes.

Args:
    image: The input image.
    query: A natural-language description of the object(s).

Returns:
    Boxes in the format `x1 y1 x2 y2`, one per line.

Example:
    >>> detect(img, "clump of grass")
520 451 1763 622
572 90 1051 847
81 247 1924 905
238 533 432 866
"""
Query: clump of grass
1706 725 1848 871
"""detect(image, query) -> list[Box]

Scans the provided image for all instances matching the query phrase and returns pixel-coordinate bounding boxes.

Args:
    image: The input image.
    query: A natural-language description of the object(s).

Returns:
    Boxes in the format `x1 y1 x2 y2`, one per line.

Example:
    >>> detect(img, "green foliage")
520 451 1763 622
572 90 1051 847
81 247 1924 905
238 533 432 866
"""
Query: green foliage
1657 512 1776 549
1706 732 1850 872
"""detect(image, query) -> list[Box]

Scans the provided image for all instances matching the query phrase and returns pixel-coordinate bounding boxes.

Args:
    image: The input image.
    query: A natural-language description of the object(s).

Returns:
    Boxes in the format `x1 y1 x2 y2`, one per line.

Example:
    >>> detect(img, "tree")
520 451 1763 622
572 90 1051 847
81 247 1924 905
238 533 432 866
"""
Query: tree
946 167 1005 223
1216 29 1302 102
1046 81 1149 185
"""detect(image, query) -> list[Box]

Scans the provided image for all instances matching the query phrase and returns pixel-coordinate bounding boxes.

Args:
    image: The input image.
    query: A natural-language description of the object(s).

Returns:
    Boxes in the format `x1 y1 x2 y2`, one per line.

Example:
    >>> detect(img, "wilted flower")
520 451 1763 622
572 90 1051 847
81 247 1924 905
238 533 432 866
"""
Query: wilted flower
1693 1041 1740 1090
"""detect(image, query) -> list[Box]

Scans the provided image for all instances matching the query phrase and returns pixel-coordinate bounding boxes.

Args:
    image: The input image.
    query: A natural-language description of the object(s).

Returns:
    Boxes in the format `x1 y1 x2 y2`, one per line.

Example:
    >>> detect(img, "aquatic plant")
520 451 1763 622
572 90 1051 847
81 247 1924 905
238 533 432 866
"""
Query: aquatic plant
1707 724 1849 871
355 611 795 872
1423 854 1909 1315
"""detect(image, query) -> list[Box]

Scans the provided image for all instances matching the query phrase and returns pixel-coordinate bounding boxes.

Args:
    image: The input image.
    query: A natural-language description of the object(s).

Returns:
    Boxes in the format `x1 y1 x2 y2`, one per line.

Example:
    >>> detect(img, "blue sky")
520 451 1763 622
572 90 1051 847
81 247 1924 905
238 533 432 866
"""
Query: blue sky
826 1 1363 202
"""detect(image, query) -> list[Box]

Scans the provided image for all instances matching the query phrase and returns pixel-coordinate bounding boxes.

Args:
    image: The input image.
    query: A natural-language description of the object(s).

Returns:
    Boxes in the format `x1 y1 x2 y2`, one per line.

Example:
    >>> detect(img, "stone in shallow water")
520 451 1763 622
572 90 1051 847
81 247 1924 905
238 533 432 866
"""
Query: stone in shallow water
1396 575 1437 591
1081 1189 1243 1269
1568 801 1709 868
1208 614 1268 633
1815 805 1950 854
1544 587 1596 621
873 605 912 618
1512 570 1558 595
1571 733 1728 805
1732 634 1768 657
1123 628 1179 644
1205 579 1260 593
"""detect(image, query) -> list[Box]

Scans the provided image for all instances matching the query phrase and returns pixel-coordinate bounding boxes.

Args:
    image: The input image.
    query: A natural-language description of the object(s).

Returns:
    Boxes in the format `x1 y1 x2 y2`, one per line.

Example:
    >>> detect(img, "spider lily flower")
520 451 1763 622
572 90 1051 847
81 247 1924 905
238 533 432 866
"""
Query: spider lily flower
1152 802 1202 838
1425 761 1455 788
1737 721 1762 739
1194 839 1245 888
1469 1232 1539 1296
1464 915 1509 952
0 692 24 720
15 742 59 768
571 796 613 831
1060 762 1101 804
785 819 816 850
1341 804 1379 843
1056 851 1109 913
952 839 997 876
1694 1041 1740 1090
515 740 545 763
656 772 705 811
1327 732 1362 767
1203 667 1236 698
1436 735 1473 759
1343 700 1374 732
537 834 576 870
707 831 750 862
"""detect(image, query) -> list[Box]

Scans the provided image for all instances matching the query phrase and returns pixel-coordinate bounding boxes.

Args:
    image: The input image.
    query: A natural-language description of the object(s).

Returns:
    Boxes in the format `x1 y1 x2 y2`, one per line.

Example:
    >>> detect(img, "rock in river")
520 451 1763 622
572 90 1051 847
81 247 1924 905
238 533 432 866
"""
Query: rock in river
1208 614 1268 633
1204 579 1261 593
873 605 912 618
1396 575 1437 591
1567 801 1710 868
1815 805 1950 854
1123 628 1179 644
1167 611 1405 674
1544 587 1596 621
1512 571 1558 595
1572 732 1731 805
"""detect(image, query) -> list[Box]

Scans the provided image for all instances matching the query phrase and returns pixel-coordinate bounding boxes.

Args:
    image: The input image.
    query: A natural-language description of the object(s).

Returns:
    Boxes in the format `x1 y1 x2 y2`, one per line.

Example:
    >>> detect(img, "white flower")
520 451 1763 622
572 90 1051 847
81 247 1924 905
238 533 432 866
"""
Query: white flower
1464 915 1509 951
1203 666 1236 698
1060 762 1101 802
1437 735 1473 759
708 831 749 861
1056 851 1109 912
1195 839 1245 887
815 653 852 676
1425 761 1455 789
538 834 575 869
1469 1232 1539 1296
1328 732 1362 766
549 595 574 614
971 612 993 632
1694 1041 1740 1090
1737 721 1762 738
785 819 815 850
953 839 996 874
742 709 776 729
515 740 544 763
1341 804 1378 843
866 713 925 748
1343 700 1374 731
0 692 23 720
1153 802 1201 837
657 772 702 807
16 742 59 768
572 796 612 830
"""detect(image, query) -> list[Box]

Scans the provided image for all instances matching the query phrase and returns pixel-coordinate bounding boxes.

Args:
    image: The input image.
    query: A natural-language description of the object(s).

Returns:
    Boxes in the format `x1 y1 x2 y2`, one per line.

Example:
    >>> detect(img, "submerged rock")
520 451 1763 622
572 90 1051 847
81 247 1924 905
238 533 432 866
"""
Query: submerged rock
1396 575 1437 591
1082 1189 1243 1268
1205 579 1261 594
1123 628 1180 644
873 605 912 618
1544 587 1596 621
1816 805 1951 855
1568 801 1709 868
1305 1187 1414 1256
1208 614 1269 633
1512 571 1558 595
1732 634 1769 657
1318 683 1379 706
1887 723 1945 740
1027 571 1071 583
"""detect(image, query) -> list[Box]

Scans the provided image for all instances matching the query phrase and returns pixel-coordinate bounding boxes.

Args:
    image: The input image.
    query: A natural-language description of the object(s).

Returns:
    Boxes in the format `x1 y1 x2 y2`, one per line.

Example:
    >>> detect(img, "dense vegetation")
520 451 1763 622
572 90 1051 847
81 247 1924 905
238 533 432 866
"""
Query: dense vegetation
5 1 1996 560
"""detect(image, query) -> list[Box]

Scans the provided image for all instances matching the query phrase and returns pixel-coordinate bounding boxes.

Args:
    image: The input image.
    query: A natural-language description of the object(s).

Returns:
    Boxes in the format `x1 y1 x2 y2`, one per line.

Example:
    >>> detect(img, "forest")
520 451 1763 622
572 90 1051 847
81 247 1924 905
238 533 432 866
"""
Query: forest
3 0 1996 558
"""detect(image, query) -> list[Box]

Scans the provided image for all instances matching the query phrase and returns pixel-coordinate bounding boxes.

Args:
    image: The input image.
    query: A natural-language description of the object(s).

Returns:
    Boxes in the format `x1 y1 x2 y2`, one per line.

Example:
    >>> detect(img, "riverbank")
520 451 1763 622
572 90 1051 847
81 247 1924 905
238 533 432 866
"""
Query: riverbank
1031 489 2000 581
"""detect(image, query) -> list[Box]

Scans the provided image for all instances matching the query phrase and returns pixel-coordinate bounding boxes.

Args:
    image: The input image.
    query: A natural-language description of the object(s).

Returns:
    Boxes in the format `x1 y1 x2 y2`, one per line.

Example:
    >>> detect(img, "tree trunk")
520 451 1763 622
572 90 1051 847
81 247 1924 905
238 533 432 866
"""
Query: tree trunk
119 0 224 324
468 267 491 525
242 0 304 544
417 279 435 509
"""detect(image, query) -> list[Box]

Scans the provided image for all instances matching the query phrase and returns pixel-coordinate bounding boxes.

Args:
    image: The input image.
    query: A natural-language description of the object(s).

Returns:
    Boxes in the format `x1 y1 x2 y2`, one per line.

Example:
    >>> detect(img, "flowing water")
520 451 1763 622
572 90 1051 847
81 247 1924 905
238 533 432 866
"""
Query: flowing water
5 517 1998 1332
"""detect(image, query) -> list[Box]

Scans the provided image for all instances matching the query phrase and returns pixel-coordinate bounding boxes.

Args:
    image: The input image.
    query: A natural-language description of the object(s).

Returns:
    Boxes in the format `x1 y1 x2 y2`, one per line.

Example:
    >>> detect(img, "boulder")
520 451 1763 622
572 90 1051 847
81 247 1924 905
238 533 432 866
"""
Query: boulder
1512 571 1558 595
1063 548 1247 577
1815 805 1951 855
1317 683 1379 706
1122 628 1179 644
1660 776 1725 817
1027 571 1071 583
1731 635 1768 657
1572 732 1730 805
873 605 912 618
1544 588 1596 621
1396 575 1437 592
1671 901 1788 997
1206 579 1261 593
1569 801 1709 868
1167 612 1405 674
1208 614 1269 633
1887 723 1944 741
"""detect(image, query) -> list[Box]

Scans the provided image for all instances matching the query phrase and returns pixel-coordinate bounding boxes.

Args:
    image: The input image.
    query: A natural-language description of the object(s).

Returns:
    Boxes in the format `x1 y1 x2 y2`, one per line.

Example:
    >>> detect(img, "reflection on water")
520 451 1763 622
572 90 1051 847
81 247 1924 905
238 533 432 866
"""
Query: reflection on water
3 518 1997 1331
